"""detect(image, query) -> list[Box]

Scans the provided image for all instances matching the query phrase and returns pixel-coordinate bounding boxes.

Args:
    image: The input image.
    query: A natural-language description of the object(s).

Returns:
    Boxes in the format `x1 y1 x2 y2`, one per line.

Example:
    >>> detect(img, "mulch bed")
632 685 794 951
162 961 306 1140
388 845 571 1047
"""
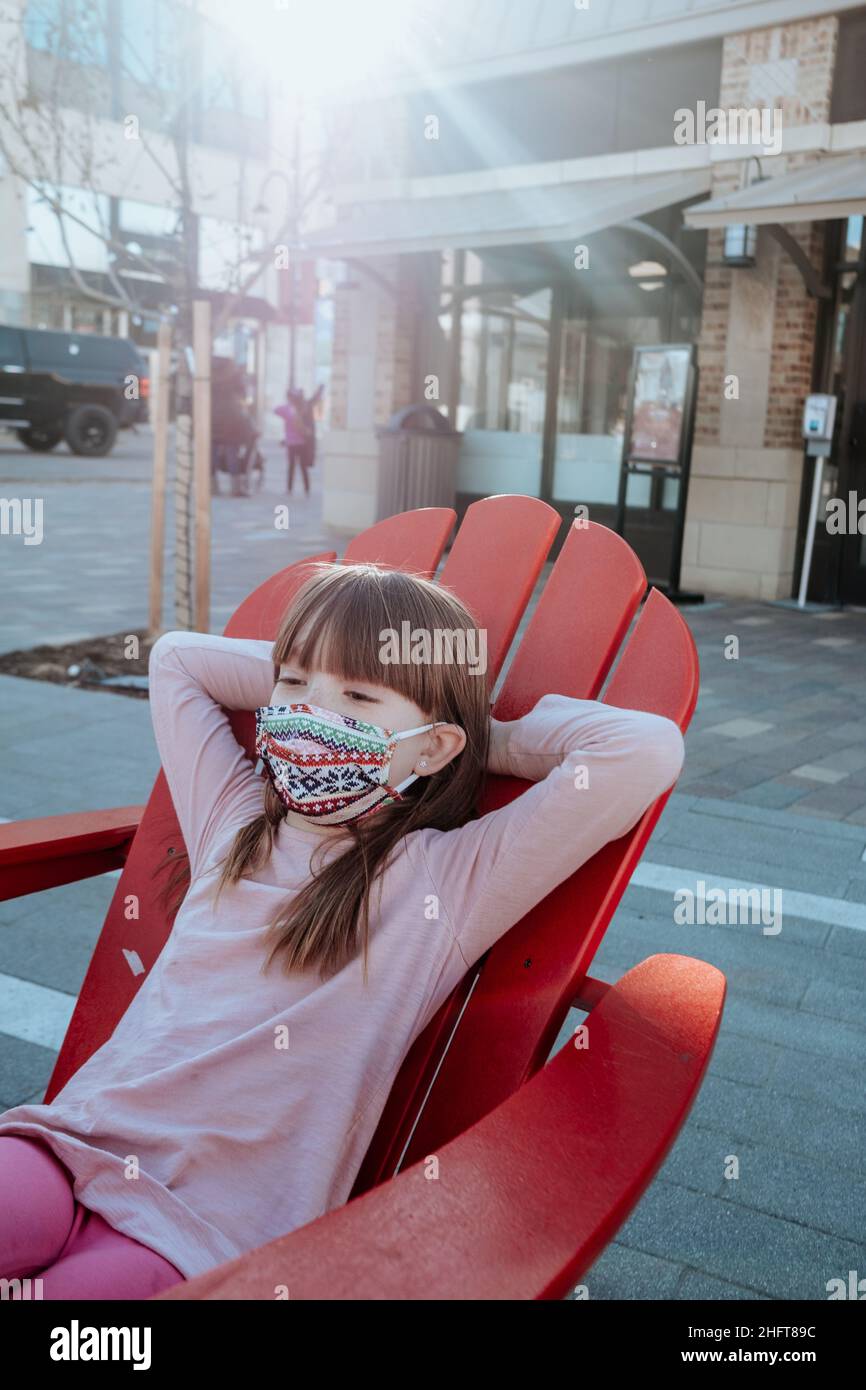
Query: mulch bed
0 630 155 699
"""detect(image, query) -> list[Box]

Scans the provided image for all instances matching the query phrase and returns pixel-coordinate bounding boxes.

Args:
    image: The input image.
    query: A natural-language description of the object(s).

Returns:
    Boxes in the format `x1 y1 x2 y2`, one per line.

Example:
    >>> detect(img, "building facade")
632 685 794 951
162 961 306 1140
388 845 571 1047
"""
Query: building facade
308 0 866 605
0 0 324 437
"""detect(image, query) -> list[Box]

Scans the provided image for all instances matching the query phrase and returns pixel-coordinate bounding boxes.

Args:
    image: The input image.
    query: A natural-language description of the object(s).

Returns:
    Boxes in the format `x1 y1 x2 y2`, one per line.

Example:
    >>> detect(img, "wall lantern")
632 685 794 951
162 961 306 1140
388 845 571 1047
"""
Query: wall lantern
722 222 758 267
721 157 767 268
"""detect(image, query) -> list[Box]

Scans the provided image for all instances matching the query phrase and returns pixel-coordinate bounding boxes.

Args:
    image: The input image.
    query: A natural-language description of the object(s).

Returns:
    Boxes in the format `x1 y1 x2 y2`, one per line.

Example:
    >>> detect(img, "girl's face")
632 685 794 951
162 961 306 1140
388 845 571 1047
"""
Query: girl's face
269 653 467 836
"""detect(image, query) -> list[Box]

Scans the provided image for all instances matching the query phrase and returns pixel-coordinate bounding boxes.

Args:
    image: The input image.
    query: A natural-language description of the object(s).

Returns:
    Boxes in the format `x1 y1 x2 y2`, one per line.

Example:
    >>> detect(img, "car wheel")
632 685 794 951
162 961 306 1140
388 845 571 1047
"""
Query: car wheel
64 405 119 457
16 425 63 452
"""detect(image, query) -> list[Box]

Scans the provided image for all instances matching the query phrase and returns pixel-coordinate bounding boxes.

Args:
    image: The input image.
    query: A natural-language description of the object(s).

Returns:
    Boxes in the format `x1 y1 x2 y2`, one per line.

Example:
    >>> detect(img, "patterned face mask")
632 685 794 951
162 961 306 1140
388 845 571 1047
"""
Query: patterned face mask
254 702 438 826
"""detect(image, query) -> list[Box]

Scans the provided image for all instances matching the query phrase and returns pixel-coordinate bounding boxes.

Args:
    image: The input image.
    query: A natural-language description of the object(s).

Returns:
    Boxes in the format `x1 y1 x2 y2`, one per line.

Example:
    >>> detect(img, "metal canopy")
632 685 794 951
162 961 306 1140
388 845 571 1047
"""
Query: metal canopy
684 155 866 229
300 168 711 259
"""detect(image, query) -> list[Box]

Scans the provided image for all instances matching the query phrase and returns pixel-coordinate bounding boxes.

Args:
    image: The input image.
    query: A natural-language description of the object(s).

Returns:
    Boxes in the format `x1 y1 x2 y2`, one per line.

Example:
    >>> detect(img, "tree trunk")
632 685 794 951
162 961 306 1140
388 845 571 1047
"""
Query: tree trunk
174 356 194 629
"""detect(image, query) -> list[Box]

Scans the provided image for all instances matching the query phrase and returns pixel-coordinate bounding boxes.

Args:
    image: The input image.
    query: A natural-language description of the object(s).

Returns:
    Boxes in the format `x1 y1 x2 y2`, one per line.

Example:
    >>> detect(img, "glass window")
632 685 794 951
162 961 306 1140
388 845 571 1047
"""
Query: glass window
0 327 26 367
25 0 108 65
25 322 141 359
553 312 665 505
24 0 58 51
456 287 550 497
26 185 111 274
118 199 180 239
201 19 267 121
198 217 265 292
457 289 549 432
120 0 180 89
830 270 857 395
24 329 92 365
843 216 864 262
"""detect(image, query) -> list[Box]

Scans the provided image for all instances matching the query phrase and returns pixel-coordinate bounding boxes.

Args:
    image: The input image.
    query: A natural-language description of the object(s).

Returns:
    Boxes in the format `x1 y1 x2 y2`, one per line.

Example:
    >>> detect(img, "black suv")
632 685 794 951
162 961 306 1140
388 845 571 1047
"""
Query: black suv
0 324 149 457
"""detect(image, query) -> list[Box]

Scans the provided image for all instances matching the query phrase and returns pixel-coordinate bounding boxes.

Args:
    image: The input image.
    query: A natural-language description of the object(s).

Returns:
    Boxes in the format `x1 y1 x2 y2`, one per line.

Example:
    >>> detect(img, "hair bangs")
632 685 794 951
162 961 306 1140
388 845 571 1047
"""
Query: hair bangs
271 564 471 718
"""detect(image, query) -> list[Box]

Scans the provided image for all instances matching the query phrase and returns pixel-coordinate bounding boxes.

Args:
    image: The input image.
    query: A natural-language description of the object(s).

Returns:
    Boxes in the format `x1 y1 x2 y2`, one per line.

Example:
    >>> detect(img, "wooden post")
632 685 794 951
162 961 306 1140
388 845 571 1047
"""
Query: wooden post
148 319 172 636
192 300 212 633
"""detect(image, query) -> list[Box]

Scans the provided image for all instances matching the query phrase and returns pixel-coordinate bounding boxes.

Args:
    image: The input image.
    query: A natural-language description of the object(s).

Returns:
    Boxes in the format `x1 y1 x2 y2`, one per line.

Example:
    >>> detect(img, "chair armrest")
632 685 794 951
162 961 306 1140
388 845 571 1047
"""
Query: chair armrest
153 953 725 1301
0 806 144 903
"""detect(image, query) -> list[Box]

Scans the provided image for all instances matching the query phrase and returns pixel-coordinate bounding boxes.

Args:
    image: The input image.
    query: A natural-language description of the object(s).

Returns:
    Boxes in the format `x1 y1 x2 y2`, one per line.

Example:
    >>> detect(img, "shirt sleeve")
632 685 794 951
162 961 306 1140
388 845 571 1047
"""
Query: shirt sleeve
147 630 278 879
417 693 686 970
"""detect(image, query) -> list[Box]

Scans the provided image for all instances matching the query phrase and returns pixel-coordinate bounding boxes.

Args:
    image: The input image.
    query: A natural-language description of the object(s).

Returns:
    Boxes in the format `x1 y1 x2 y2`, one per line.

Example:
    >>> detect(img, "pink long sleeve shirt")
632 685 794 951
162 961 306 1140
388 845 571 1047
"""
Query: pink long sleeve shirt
0 631 685 1280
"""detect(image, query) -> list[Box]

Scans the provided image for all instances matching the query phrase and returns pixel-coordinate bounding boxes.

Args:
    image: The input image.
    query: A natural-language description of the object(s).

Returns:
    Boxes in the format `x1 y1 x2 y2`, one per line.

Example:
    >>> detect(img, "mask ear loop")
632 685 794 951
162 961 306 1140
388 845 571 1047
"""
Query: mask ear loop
390 720 440 795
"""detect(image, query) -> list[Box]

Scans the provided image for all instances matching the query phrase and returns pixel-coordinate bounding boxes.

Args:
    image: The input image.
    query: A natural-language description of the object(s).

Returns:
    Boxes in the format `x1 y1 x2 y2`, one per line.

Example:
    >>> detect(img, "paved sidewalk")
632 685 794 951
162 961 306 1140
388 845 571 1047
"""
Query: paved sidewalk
1 476 865 1298
0 427 335 652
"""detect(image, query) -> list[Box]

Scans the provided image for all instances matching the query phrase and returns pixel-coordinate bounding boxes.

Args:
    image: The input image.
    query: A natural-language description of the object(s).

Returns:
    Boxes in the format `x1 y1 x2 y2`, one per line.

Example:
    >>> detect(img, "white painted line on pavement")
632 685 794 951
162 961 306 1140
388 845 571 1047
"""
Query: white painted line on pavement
632 862 866 932
0 972 74 1052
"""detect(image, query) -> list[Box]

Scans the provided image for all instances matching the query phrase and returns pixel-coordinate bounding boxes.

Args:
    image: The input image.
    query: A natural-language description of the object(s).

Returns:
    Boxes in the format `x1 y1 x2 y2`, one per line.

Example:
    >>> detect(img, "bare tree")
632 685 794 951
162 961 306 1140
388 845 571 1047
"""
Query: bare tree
0 0 331 626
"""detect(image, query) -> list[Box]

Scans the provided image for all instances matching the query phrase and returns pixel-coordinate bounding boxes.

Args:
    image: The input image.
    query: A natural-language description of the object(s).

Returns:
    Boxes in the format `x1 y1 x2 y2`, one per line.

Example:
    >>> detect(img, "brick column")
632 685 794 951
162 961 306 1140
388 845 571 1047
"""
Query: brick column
683 16 837 600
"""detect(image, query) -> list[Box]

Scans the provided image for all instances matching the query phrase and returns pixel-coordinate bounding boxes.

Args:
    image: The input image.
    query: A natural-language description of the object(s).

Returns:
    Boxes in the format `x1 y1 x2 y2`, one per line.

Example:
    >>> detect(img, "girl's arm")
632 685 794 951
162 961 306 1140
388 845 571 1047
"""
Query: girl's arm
148 630 276 878
418 694 685 969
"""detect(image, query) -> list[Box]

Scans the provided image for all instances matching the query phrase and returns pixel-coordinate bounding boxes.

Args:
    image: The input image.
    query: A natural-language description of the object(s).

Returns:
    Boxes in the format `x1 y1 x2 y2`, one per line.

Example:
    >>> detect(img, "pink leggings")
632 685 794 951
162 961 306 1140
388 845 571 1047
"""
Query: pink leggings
0 1136 185 1299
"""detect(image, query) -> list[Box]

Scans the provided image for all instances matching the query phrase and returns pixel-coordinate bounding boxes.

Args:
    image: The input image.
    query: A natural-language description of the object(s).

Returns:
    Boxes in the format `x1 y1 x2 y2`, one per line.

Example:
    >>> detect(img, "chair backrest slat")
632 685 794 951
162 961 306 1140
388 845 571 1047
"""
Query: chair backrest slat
493 519 647 718
341 508 456 577
438 495 561 686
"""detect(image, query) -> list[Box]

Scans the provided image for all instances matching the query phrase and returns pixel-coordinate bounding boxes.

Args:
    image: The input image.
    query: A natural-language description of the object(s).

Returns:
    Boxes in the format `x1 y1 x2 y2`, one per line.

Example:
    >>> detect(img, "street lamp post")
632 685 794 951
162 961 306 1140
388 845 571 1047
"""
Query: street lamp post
253 99 303 390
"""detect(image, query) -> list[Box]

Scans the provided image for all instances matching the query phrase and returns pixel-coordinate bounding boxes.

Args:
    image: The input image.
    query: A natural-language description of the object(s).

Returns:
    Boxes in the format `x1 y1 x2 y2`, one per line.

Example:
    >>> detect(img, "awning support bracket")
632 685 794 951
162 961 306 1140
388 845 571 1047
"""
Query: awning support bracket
765 224 832 299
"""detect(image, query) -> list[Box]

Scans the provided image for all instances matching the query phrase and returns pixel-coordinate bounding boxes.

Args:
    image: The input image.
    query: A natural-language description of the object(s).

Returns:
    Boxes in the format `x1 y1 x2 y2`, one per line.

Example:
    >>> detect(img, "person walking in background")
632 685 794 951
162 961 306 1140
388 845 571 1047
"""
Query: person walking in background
274 385 324 496
274 390 309 496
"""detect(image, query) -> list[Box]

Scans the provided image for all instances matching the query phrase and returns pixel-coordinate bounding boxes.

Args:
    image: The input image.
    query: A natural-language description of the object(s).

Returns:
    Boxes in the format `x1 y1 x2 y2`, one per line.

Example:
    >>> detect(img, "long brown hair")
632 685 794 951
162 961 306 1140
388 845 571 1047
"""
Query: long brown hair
200 562 490 983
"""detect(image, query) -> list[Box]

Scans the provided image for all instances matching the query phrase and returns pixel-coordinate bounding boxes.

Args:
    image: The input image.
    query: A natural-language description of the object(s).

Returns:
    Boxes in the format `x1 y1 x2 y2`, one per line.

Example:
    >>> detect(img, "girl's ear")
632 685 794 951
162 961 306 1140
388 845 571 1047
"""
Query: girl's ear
419 722 467 773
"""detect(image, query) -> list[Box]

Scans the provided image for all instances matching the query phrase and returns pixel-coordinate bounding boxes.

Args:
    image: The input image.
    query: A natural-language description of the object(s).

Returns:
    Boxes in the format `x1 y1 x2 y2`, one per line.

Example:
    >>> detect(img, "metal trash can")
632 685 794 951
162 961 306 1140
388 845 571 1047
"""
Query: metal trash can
376 404 462 520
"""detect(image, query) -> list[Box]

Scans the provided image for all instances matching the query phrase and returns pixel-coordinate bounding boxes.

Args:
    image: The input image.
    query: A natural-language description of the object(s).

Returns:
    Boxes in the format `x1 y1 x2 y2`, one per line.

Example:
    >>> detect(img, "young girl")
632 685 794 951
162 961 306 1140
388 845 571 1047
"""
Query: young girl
0 562 685 1299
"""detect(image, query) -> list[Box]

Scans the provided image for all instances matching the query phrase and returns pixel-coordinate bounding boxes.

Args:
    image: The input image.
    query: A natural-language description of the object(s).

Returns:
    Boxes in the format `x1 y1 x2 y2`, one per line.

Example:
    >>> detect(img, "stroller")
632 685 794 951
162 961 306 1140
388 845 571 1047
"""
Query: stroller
210 357 265 497
212 434 265 496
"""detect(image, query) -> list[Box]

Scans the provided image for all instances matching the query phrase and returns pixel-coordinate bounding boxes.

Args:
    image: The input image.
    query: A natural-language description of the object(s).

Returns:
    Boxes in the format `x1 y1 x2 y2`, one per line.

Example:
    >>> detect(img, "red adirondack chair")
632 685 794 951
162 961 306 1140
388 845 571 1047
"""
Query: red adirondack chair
0 498 725 1300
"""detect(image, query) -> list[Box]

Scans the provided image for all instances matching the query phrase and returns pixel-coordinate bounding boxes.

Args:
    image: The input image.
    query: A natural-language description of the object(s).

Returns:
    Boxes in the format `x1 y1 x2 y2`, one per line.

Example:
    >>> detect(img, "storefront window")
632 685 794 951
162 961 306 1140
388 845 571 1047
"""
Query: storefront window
456 287 551 496
553 310 666 507
442 227 703 518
